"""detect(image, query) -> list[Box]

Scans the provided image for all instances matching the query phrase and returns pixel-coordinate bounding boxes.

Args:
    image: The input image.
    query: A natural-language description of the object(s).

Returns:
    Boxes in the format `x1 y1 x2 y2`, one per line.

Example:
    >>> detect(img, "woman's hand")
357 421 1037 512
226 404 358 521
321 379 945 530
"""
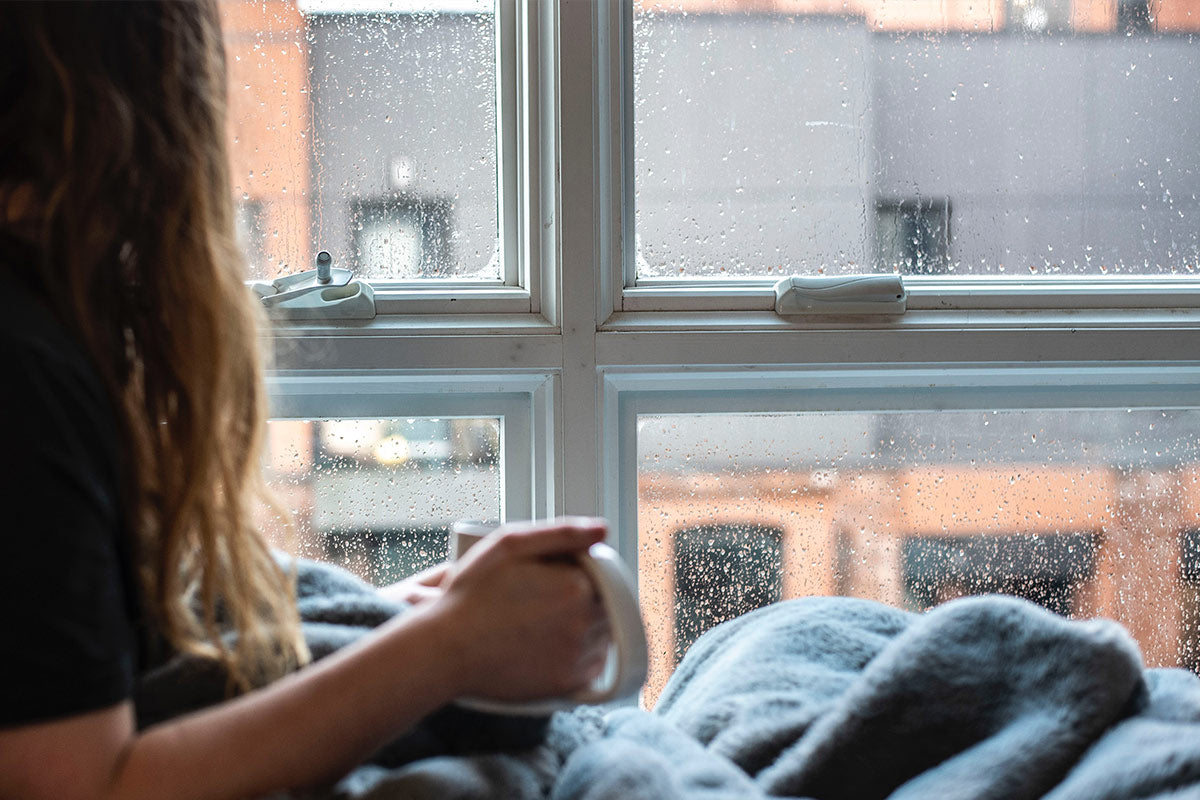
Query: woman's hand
429 517 612 703
377 562 452 606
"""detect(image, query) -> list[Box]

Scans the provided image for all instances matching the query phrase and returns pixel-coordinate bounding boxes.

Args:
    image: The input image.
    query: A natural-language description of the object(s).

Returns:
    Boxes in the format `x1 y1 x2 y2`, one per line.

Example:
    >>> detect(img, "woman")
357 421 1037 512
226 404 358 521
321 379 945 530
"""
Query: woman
0 3 609 798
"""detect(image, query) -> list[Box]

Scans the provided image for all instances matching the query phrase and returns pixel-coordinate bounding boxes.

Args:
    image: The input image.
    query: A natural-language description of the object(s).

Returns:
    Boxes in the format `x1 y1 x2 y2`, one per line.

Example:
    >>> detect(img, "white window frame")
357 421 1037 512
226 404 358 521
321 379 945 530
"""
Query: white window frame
268 0 1200 575
297 0 554 318
602 0 1200 318
268 370 559 521
600 363 1200 565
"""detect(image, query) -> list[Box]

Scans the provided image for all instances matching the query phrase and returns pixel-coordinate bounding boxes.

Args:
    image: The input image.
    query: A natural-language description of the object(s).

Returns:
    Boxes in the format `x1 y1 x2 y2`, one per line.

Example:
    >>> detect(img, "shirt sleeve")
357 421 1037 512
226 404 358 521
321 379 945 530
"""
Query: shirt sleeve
0 332 137 728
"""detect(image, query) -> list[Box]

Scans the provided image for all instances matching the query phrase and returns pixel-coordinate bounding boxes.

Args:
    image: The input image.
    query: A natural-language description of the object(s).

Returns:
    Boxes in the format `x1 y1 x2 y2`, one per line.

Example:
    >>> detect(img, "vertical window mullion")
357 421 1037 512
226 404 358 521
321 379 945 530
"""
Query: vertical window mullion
554 0 609 523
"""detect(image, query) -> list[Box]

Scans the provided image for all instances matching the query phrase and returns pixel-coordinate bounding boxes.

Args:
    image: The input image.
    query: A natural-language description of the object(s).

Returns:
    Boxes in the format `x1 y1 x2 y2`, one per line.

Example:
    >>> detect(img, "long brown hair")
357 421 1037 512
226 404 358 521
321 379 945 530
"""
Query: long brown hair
0 0 308 689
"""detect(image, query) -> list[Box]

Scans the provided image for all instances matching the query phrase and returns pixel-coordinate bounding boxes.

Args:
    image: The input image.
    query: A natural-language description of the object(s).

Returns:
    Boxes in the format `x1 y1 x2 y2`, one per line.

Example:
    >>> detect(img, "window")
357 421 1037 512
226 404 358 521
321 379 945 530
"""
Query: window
1118 0 1155 33
1180 529 1200 672
673 524 783 660
351 197 454 278
224 0 535 310
625 0 1200 312
875 198 952 276
628 382 1200 699
262 416 500 585
1008 0 1072 33
902 533 1099 615
305 6 500 281
226 0 1200 704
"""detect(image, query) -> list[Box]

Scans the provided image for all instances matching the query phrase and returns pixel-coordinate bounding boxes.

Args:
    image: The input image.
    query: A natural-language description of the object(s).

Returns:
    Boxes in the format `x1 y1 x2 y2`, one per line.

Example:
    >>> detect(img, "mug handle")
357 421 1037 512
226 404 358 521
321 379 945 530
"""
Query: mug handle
567 542 650 706
454 540 649 717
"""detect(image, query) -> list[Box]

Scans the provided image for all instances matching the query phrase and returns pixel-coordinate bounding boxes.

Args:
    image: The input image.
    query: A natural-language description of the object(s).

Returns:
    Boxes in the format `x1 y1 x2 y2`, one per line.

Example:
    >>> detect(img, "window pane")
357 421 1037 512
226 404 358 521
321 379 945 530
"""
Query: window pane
633 1 1200 280
638 409 1200 702
221 0 499 282
262 417 500 585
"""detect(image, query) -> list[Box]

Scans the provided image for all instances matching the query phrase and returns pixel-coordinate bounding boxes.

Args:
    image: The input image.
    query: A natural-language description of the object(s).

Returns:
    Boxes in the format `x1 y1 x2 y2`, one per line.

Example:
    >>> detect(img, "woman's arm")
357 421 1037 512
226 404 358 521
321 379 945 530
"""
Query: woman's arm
0 518 610 800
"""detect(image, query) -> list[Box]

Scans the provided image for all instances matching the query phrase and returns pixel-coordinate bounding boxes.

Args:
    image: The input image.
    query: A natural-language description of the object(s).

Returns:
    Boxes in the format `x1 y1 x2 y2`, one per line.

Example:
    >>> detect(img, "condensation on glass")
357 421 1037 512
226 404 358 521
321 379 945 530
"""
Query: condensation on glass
637 409 1200 702
633 0 1200 279
261 417 500 585
220 0 499 283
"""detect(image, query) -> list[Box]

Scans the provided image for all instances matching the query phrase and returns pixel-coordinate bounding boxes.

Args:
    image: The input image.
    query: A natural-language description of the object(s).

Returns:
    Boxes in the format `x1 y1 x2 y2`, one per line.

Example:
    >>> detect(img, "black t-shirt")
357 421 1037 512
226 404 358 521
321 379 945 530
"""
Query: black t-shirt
0 266 144 727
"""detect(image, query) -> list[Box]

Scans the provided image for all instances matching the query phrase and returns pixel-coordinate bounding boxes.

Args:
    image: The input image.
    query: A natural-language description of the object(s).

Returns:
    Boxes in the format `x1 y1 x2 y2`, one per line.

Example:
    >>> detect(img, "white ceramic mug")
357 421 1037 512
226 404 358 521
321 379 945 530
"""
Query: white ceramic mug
448 520 649 716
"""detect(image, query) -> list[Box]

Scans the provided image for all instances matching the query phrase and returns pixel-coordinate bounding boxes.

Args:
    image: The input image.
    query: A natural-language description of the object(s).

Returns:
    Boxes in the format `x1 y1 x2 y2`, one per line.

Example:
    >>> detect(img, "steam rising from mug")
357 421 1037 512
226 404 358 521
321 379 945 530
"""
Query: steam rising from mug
449 520 650 716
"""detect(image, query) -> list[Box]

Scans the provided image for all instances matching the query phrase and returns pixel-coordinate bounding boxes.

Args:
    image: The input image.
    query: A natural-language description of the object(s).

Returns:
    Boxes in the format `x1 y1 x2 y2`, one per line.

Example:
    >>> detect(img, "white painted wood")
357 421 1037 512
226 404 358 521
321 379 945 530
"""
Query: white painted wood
593 324 1200 368
555 0 603 522
497 0 522 291
270 330 562 371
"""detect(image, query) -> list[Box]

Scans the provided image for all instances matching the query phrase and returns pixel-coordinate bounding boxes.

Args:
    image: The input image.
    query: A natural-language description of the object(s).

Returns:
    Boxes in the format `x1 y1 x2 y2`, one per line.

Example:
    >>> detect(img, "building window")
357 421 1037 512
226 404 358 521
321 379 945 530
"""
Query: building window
673 524 783 661
1118 0 1154 33
351 198 453 279
902 532 1099 617
875 198 952 276
1007 0 1072 32
321 525 448 587
1179 529 1200 673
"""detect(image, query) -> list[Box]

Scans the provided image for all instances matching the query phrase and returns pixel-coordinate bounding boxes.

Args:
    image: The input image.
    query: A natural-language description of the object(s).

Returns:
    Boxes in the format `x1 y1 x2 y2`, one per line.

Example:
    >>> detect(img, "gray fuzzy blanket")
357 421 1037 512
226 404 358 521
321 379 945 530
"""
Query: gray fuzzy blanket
136 559 1200 799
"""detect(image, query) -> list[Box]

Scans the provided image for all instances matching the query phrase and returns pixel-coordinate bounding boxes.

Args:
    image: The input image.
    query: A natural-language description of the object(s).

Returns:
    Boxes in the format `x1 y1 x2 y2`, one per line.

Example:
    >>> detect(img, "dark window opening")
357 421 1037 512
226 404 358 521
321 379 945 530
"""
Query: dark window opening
876 197 951 276
1117 0 1154 33
1179 530 1200 674
902 532 1098 617
674 524 783 661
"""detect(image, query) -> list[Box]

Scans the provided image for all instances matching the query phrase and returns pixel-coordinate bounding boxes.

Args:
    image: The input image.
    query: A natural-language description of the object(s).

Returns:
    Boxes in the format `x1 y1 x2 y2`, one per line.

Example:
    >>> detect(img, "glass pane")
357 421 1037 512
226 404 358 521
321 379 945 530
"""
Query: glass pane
220 0 499 283
638 409 1200 703
633 1 1200 280
261 417 501 585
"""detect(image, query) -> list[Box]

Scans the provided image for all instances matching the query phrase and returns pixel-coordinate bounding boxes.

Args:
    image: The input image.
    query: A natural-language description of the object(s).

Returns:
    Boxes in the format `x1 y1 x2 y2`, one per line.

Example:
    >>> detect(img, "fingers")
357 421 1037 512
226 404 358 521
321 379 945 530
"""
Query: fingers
477 516 608 563
403 585 444 606
377 579 445 607
432 516 615 701
376 563 452 606
568 606 612 689
536 584 610 696
410 562 452 587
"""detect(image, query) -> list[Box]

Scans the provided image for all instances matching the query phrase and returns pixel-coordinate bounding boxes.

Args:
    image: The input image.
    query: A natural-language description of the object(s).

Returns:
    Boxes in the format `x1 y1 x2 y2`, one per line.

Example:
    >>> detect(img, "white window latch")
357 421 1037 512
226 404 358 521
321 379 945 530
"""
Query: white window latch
251 251 376 320
773 274 907 316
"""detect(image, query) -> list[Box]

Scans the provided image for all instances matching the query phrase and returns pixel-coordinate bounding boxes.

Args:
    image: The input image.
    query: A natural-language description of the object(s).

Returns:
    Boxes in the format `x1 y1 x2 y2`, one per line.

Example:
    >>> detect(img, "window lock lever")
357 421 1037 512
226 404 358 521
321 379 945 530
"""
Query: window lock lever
251 251 376 320
773 274 907 316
